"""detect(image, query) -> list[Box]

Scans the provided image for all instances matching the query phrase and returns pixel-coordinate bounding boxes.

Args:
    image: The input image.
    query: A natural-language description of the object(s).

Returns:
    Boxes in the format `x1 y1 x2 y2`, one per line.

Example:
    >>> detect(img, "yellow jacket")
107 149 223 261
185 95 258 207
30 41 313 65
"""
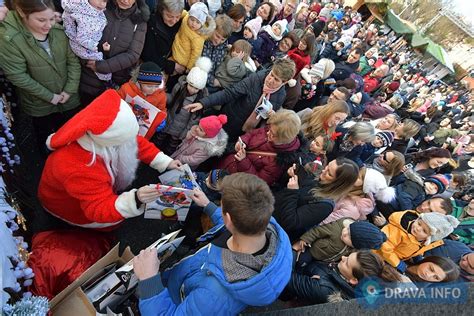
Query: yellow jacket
171 13 215 70
374 210 444 268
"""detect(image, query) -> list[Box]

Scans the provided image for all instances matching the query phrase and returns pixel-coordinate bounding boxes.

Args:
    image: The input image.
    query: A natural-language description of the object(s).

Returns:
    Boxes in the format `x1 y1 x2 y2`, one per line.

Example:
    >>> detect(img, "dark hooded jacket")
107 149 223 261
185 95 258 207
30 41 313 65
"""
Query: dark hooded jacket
80 0 149 97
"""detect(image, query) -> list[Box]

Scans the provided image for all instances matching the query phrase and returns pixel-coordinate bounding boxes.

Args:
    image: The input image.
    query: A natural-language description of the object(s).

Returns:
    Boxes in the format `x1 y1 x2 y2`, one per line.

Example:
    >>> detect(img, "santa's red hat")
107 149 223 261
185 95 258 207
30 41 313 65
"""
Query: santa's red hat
46 90 139 150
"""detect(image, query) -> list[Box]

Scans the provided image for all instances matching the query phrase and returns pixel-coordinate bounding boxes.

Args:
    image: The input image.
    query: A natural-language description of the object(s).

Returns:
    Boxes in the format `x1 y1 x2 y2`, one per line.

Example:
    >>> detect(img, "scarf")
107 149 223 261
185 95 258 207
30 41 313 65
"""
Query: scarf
242 81 282 132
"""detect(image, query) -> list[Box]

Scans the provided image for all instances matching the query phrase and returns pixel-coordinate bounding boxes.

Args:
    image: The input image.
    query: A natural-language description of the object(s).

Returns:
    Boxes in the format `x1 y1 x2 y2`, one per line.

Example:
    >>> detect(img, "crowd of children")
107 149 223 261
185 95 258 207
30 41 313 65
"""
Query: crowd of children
0 0 472 314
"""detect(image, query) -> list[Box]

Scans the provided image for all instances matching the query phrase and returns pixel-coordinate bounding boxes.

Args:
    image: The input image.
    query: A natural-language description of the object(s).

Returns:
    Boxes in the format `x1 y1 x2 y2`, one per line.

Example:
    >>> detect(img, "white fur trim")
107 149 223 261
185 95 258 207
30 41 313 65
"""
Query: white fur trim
374 187 396 204
45 133 55 151
42 206 123 228
300 67 312 84
115 189 144 218
149 151 173 173
288 79 297 87
89 99 139 147
364 168 396 203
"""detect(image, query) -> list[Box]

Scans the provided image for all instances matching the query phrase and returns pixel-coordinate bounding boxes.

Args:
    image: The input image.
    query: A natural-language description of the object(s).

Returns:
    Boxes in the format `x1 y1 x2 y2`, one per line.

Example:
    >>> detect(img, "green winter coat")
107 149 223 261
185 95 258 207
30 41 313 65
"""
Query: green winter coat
452 203 474 245
300 218 354 262
0 12 80 117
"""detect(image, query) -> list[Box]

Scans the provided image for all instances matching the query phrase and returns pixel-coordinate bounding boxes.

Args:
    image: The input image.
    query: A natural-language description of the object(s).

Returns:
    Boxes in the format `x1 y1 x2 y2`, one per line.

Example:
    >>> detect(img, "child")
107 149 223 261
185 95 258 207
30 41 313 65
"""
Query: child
171 2 216 71
243 16 263 44
253 19 288 66
378 173 450 220
287 33 315 77
319 40 344 62
155 57 212 155
298 59 335 101
194 169 229 204
358 56 376 76
309 134 331 166
117 62 167 139
171 115 229 170
374 210 460 272
359 131 394 164
214 40 256 89
62 0 111 81
293 218 386 263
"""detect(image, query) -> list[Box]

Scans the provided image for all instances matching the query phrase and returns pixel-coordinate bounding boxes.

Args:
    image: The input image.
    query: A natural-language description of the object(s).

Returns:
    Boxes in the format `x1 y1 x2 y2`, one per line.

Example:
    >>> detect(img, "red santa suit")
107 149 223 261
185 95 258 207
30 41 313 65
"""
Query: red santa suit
38 90 173 229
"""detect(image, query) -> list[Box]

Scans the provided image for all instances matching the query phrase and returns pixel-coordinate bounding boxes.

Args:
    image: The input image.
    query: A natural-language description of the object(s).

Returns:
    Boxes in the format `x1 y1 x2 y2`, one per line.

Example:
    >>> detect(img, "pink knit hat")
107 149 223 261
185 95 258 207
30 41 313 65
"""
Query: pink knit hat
199 115 228 138
244 16 263 40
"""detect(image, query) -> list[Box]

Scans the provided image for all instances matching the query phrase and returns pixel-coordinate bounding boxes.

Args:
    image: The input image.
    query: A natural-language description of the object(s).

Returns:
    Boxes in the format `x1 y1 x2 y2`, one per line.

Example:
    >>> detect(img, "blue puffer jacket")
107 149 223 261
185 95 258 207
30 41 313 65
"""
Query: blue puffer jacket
138 203 293 316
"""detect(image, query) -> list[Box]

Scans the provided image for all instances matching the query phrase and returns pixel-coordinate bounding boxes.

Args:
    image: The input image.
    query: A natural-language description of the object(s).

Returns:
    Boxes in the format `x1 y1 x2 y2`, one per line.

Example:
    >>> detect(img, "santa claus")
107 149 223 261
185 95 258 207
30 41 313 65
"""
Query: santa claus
38 90 182 229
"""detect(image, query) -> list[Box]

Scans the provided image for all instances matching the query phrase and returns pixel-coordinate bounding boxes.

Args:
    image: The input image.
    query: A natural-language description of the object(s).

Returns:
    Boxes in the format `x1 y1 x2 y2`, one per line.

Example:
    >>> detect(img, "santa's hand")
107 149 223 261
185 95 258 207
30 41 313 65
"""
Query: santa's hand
190 189 210 207
137 185 162 204
167 160 183 170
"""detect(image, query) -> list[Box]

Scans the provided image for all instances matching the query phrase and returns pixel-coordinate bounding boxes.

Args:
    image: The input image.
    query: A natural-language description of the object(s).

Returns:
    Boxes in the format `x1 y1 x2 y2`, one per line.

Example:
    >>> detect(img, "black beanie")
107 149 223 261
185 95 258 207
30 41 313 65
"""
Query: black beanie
137 62 163 84
349 221 387 250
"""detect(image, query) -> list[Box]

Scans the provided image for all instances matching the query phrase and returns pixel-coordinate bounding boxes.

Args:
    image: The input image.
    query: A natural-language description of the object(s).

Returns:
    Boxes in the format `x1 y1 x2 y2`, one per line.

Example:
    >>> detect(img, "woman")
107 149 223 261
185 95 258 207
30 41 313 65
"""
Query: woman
141 0 185 76
390 148 452 186
284 250 402 304
255 1 275 26
406 256 460 283
387 118 421 155
0 0 81 152
271 30 299 60
327 121 375 165
369 150 405 184
218 109 301 186
321 167 396 225
372 113 399 132
273 157 359 241
80 0 150 105
226 4 246 44
299 100 351 141
287 32 315 77
185 58 296 141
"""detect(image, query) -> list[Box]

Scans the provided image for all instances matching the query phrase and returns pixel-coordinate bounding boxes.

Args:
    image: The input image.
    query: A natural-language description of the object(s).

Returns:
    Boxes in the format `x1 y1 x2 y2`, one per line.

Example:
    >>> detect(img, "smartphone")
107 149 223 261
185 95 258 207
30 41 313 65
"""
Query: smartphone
237 137 245 150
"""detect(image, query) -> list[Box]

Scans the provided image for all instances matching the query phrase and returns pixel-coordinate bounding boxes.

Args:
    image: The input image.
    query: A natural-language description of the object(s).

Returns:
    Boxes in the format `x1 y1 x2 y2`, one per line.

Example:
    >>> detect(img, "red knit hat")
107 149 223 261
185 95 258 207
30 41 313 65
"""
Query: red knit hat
46 90 139 150
387 81 400 92
199 115 227 138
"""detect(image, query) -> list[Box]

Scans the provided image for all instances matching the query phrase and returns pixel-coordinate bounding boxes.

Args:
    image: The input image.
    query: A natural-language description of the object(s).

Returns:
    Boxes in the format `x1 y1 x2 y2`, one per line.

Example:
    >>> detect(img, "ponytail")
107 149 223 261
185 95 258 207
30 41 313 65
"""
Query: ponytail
353 250 402 282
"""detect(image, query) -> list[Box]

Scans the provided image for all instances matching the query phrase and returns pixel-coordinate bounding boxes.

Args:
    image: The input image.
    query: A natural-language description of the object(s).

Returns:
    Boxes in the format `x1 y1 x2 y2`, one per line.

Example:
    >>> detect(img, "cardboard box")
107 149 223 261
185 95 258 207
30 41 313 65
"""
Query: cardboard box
50 231 183 315
50 244 134 316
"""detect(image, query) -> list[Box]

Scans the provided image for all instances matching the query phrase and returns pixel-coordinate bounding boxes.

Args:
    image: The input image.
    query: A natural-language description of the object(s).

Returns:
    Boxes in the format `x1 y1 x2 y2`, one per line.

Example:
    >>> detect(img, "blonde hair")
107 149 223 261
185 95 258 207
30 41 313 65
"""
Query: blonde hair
377 114 399 131
267 109 301 144
348 167 367 196
215 14 234 38
231 40 252 63
302 100 350 139
407 97 426 112
399 119 421 140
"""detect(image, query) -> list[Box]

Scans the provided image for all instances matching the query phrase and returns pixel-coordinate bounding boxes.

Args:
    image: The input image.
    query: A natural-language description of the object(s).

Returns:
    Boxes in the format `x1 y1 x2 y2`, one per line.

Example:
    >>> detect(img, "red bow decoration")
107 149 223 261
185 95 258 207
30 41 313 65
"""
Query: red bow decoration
330 131 342 141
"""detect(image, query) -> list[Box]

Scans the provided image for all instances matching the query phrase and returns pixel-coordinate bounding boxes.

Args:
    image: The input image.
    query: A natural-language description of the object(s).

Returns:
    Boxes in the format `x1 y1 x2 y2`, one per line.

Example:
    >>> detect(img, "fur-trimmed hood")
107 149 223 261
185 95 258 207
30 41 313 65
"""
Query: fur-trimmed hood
196 129 228 156
364 168 396 203
197 16 216 37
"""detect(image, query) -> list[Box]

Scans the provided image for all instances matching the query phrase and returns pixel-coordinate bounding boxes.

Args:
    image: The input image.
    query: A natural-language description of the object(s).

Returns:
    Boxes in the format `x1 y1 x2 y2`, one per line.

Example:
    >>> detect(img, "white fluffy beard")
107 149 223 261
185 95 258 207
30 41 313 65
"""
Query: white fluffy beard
101 138 140 192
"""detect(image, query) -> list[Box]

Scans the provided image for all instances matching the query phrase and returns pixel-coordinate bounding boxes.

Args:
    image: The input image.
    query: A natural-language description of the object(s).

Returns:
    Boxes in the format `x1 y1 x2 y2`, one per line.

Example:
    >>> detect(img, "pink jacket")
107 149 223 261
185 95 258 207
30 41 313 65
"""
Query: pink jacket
171 129 228 170
321 194 375 225
416 100 432 114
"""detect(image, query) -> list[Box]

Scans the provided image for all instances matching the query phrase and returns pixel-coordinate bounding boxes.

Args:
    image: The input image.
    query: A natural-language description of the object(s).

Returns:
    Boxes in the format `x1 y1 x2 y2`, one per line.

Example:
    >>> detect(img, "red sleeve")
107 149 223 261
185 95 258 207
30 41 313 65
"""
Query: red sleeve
63 165 124 223
137 135 160 164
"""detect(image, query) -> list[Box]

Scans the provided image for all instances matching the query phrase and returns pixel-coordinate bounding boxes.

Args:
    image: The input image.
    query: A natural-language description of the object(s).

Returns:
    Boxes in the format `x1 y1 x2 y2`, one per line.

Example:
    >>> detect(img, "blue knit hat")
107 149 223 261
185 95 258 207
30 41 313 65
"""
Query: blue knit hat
424 174 450 194
350 221 387 250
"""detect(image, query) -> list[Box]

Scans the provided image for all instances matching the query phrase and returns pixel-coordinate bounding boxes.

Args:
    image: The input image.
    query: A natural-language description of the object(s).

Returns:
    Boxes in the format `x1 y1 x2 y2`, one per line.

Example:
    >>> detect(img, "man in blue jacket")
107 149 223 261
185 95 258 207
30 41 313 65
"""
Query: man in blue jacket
133 173 293 315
